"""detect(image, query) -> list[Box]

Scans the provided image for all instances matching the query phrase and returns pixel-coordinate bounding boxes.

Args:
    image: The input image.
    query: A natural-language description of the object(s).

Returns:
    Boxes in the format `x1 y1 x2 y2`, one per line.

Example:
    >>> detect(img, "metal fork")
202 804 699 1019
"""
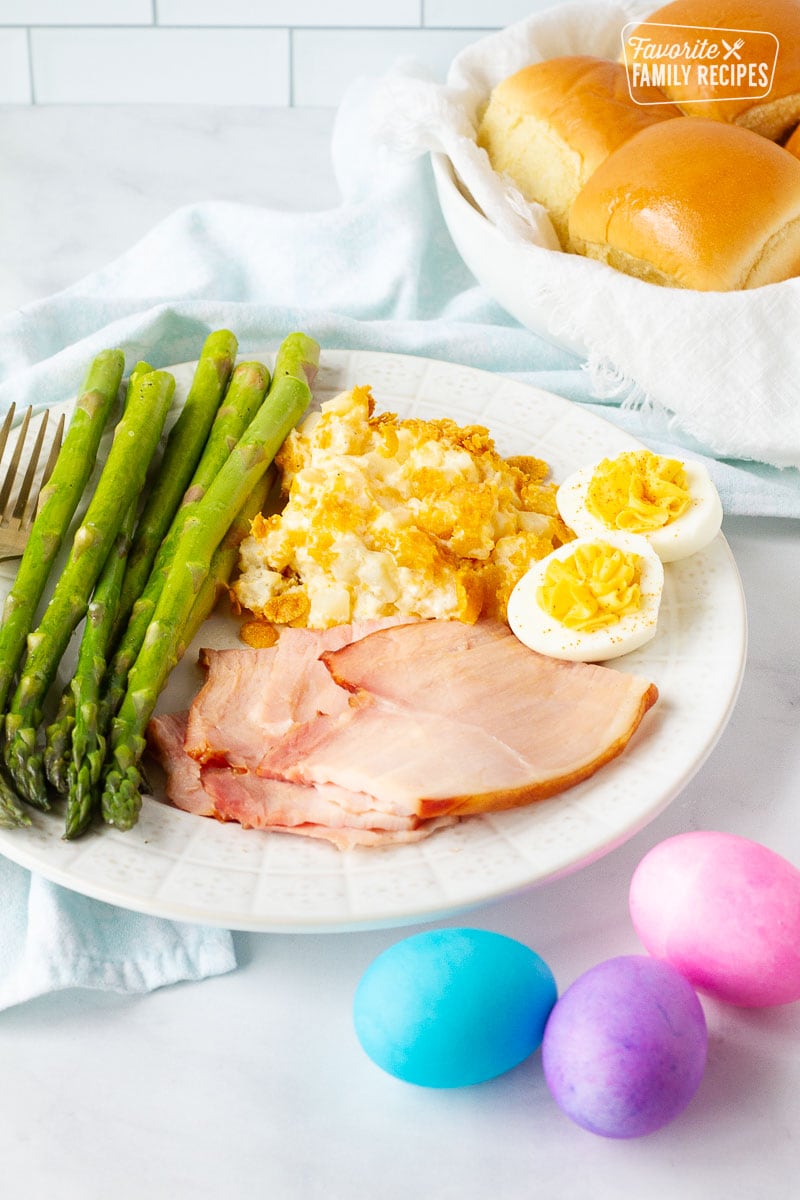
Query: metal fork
0 403 65 558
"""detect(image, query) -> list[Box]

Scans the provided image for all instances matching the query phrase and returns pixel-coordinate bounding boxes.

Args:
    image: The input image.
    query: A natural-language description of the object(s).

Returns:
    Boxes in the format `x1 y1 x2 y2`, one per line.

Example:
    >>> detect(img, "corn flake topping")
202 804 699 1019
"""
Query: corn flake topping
233 386 571 629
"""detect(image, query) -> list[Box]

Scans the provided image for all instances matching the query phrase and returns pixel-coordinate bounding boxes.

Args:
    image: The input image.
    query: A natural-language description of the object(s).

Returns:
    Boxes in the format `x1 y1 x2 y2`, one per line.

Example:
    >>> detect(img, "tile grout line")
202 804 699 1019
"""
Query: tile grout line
0 21 493 33
288 26 294 107
26 25 35 105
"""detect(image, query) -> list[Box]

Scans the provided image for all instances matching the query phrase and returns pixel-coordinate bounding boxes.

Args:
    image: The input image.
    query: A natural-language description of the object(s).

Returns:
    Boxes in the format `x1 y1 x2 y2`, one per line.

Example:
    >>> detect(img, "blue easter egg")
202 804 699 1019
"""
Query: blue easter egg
353 927 557 1088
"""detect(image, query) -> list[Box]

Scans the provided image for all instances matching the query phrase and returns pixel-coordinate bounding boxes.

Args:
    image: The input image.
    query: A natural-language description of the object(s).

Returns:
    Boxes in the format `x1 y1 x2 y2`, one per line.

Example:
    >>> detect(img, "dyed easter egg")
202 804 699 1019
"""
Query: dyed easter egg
630 831 800 1007
353 928 557 1088
542 955 707 1138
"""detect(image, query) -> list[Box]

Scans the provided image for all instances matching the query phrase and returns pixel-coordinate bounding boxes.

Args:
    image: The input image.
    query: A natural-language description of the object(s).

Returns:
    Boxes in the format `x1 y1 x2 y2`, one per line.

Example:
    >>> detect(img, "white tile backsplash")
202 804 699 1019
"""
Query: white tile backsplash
0 28 30 102
1 0 568 106
293 26 483 106
0 0 152 23
423 0 548 27
31 27 290 105
157 0 422 27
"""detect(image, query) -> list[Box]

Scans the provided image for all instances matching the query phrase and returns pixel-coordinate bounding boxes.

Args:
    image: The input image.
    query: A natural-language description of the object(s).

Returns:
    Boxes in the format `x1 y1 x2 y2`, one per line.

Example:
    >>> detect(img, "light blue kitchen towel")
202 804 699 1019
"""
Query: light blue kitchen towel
0 861 235 1011
0 67 799 1012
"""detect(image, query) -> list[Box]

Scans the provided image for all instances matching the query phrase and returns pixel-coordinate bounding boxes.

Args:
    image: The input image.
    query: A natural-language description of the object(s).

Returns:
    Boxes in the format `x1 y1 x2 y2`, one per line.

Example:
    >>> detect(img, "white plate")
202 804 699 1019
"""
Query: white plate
0 349 747 932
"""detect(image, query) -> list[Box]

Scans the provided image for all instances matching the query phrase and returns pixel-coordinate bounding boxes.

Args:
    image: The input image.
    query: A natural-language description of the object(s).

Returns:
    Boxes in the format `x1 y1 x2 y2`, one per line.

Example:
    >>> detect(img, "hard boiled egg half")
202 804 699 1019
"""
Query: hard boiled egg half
555 450 722 563
507 532 664 662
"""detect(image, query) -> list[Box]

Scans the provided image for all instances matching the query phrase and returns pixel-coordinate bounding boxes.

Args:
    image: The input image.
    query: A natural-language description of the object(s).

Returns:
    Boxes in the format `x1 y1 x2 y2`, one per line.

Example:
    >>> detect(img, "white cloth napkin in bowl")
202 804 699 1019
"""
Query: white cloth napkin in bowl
366 0 800 472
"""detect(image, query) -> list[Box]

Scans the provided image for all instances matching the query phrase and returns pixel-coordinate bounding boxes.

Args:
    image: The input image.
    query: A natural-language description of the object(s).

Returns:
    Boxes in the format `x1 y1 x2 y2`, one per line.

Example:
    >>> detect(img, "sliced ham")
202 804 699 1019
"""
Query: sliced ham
184 618 407 768
147 617 658 850
259 619 658 819
200 767 455 846
147 710 455 850
202 765 425 832
147 711 215 817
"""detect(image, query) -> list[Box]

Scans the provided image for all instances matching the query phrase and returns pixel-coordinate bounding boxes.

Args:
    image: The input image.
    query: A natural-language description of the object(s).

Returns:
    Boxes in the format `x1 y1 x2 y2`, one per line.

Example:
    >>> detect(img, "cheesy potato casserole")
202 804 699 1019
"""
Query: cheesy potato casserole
233 385 571 629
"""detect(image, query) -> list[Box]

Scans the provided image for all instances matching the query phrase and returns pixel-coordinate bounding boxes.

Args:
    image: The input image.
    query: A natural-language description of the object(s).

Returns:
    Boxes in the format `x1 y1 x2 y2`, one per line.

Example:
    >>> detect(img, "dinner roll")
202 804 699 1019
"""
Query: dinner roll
785 124 800 157
626 0 800 140
476 55 681 249
568 118 800 290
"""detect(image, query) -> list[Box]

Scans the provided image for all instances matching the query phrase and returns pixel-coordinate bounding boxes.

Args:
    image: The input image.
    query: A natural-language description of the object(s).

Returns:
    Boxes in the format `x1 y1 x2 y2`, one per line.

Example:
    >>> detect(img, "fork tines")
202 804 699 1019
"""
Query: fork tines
0 404 66 544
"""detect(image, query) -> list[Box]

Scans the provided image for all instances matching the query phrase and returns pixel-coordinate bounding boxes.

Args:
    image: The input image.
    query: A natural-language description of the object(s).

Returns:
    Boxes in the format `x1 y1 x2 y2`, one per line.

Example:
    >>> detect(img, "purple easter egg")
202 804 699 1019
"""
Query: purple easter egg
542 955 707 1138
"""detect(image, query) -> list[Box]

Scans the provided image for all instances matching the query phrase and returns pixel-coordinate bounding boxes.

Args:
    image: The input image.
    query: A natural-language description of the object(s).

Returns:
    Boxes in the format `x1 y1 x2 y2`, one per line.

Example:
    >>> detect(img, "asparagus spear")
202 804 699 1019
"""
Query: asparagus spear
63 498 139 839
179 467 276 654
112 330 238 641
115 472 276 834
101 332 319 831
59 360 154 837
0 761 28 828
4 369 176 808
0 349 124 716
106 468 275 835
42 360 154 797
42 688 75 795
0 789 27 829
0 349 124 828
101 359 270 728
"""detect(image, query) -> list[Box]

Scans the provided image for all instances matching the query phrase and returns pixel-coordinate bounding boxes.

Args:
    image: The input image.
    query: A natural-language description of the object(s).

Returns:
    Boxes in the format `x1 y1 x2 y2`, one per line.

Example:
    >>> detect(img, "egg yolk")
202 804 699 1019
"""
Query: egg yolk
537 542 643 631
585 451 691 533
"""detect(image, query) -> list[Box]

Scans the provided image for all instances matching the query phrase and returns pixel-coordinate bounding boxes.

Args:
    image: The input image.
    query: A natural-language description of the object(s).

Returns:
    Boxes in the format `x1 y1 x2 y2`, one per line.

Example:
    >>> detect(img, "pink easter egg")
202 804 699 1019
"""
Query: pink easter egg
630 831 800 1007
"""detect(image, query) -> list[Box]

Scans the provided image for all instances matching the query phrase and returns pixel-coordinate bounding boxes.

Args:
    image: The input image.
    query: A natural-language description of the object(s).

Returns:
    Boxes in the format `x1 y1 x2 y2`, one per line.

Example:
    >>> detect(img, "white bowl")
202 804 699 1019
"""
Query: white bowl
431 151 588 359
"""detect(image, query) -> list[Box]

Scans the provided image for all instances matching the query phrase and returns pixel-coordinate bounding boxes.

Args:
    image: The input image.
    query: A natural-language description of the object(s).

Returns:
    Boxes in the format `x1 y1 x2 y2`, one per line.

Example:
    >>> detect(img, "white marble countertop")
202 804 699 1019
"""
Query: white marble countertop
1 104 799 1200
